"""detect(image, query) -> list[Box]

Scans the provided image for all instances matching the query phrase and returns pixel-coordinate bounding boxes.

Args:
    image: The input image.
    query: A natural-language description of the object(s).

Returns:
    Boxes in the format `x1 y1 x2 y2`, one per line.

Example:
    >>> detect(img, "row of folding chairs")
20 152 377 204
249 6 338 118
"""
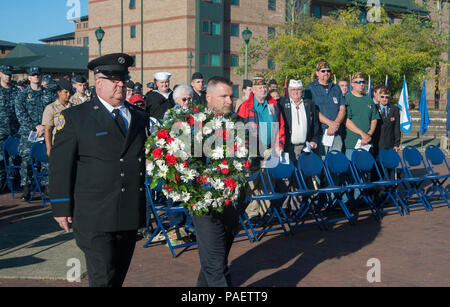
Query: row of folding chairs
239 145 450 241
1 136 49 207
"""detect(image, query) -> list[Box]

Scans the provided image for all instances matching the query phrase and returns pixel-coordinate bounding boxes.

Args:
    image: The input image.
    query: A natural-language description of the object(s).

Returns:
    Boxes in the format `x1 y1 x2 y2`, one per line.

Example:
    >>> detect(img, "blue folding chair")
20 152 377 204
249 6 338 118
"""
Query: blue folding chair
28 142 49 207
351 148 407 216
143 177 197 258
379 147 431 213
425 145 450 204
297 151 354 229
403 145 449 208
1 137 23 198
241 167 289 241
265 155 322 233
324 150 379 222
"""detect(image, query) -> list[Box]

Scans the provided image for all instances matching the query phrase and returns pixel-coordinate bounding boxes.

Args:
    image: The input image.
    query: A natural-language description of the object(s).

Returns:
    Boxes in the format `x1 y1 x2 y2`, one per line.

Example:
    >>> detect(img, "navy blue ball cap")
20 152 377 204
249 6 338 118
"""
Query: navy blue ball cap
27 67 41 76
88 53 133 79
0 65 13 75
42 74 52 83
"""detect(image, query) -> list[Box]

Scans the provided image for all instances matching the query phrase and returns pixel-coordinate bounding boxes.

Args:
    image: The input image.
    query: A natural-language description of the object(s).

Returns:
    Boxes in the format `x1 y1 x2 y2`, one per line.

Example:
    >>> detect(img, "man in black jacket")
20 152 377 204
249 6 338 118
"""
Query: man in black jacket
278 79 319 163
49 53 149 287
372 87 400 157
145 72 174 120
190 72 207 107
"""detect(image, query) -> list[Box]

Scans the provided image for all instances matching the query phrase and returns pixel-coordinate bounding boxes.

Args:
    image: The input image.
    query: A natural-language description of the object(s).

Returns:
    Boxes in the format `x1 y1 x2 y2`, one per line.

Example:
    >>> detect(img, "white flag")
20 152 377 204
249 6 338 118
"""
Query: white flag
397 77 411 134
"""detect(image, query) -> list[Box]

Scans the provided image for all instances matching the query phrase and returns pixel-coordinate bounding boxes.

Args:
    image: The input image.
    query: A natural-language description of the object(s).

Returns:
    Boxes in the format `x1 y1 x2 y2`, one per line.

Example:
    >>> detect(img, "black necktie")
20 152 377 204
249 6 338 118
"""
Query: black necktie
112 109 126 136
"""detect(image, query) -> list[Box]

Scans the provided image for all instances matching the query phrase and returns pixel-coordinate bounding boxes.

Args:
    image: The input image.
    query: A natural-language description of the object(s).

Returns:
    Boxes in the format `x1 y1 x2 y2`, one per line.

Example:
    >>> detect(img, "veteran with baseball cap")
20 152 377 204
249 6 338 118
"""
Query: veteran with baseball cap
0 65 13 75
27 67 41 76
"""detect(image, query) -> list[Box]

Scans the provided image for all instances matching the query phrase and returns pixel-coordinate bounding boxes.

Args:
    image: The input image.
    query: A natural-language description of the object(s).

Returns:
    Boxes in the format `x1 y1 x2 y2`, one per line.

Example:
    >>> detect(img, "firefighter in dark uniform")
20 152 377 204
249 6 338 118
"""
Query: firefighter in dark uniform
49 53 149 287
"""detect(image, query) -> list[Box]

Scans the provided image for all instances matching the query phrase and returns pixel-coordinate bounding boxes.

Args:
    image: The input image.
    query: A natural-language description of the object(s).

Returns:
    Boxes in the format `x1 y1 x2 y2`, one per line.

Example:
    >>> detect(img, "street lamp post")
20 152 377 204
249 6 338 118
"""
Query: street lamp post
95 27 105 56
187 51 194 83
241 27 252 80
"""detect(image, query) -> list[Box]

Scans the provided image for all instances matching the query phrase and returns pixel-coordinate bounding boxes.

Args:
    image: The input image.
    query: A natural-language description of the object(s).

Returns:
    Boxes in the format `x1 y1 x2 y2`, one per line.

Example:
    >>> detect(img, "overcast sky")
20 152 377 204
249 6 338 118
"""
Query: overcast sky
0 0 89 44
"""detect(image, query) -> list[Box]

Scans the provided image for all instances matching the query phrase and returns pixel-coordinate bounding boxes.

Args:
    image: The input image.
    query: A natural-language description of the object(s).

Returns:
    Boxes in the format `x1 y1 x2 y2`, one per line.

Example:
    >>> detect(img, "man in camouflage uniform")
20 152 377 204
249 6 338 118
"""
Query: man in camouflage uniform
0 65 20 190
69 75 90 105
15 67 51 200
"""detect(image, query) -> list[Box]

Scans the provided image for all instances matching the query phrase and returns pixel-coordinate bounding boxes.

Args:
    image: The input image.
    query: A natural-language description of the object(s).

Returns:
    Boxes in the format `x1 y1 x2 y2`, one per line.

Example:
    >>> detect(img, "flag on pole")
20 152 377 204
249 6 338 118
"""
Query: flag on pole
367 75 372 97
385 75 388 88
398 76 411 134
334 74 337 84
419 79 429 135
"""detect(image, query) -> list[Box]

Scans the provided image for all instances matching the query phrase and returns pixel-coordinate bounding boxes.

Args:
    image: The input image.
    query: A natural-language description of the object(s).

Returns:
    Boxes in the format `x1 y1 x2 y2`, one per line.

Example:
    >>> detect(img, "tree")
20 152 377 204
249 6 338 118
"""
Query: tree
234 6 448 101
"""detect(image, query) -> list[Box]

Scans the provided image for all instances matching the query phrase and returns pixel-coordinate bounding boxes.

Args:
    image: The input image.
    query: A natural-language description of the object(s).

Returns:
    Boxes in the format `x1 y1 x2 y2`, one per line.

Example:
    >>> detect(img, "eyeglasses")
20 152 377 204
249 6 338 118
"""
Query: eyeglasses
319 69 331 73
181 97 192 102
353 80 366 84
380 95 390 99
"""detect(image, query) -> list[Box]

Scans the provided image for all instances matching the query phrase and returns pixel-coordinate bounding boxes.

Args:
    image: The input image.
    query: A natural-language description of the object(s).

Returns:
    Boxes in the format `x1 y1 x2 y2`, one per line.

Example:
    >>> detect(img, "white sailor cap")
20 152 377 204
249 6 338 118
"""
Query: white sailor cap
289 79 303 88
153 72 172 81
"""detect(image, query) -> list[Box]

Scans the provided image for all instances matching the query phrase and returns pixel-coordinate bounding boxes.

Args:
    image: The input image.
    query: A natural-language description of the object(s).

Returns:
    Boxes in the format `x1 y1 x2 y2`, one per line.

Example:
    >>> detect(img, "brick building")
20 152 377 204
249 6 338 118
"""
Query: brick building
40 16 90 48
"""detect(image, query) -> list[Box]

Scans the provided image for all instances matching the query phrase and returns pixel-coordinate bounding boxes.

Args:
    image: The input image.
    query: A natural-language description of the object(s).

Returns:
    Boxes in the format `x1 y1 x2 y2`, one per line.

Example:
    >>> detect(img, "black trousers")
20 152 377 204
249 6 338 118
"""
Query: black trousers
74 228 137 287
191 205 240 287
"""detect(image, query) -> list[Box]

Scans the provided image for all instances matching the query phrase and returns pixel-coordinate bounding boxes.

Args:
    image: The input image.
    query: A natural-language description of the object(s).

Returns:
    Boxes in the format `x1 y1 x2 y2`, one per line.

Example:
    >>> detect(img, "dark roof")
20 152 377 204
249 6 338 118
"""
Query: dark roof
0 40 17 47
0 43 88 73
39 32 75 43
317 0 428 16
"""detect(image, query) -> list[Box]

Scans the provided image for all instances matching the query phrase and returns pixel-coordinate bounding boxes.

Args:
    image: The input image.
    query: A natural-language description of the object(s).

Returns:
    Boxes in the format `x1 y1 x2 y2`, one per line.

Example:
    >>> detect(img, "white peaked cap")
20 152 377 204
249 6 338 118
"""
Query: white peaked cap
153 72 172 81
289 79 303 88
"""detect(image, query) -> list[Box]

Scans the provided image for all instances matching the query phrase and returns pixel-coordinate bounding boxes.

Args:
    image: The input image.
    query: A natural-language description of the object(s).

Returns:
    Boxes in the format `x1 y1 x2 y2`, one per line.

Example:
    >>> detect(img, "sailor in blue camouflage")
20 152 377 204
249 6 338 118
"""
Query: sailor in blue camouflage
14 67 51 199
0 65 20 186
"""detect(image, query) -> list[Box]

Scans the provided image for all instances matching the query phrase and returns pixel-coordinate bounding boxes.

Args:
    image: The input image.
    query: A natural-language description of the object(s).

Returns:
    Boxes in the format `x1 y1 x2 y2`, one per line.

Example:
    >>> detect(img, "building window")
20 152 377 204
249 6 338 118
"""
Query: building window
129 0 136 9
268 0 276 11
201 52 209 66
210 53 221 66
230 54 239 67
312 5 321 18
231 0 239 5
232 85 239 98
202 20 210 34
83 37 89 47
230 23 239 37
211 22 221 35
268 27 275 39
131 55 136 67
84 22 88 28
131 25 136 38
268 58 275 69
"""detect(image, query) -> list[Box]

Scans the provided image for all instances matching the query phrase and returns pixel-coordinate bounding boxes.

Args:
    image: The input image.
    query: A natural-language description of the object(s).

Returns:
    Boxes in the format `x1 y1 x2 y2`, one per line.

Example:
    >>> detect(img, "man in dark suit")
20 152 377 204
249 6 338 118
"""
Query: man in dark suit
372 87 400 157
190 72 207 107
278 79 319 163
277 79 320 210
49 53 149 287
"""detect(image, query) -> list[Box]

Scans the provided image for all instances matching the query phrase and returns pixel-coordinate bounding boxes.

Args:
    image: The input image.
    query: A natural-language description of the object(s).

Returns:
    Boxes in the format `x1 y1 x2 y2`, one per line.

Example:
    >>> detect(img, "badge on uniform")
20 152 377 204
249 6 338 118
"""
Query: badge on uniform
56 115 66 131
28 93 33 99
333 97 338 104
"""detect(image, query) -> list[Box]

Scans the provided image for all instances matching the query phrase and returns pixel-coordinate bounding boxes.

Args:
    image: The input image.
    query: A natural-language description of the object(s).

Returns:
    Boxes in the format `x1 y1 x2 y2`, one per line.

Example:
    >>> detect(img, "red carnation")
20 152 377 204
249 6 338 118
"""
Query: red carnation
225 198 231 206
157 129 169 139
243 160 251 170
175 174 180 182
224 178 236 191
196 176 205 185
221 168 229 175
184 161 189 167
186 115 195 126
166 136 174 144
152 148 163 158
222 160 227 165
165 153 178 165
193 107 199 112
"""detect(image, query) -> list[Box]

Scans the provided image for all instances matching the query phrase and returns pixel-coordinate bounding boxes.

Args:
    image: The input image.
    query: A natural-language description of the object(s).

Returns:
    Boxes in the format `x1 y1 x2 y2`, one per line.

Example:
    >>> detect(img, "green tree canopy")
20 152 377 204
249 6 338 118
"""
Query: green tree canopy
234 6 448 100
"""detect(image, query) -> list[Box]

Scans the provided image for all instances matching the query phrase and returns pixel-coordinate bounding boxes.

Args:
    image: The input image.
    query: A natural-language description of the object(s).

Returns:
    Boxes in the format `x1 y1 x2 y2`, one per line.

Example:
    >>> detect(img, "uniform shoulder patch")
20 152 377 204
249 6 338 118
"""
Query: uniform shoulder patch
56 115 66 131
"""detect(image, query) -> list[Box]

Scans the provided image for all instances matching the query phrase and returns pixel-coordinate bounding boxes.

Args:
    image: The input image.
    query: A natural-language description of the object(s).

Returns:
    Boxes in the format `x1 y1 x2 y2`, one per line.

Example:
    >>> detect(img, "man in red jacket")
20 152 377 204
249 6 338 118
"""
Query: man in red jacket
237 77 285 222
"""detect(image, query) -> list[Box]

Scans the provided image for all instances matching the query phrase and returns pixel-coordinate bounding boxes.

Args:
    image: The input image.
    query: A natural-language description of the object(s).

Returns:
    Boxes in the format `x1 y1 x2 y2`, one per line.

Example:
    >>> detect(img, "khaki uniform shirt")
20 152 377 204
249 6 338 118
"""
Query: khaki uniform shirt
42 100 73 142
69 92 90 105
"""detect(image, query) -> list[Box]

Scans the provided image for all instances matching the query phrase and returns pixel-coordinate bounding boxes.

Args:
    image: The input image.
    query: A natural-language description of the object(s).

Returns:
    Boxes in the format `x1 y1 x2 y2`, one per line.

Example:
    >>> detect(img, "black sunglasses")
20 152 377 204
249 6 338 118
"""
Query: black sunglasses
353 80 366 84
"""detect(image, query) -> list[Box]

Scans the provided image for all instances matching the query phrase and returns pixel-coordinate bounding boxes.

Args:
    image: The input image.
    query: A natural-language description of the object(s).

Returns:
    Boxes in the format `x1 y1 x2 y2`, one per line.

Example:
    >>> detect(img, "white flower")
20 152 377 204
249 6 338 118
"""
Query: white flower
194 113 206 122
211 147 224 160
203 126 213 135
156 138 166 147
175 163 186 174
233 160 243 171
181 192 191 202
166 140 181 155
211 118 223 130
146 162 155 175
181 169 197 183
